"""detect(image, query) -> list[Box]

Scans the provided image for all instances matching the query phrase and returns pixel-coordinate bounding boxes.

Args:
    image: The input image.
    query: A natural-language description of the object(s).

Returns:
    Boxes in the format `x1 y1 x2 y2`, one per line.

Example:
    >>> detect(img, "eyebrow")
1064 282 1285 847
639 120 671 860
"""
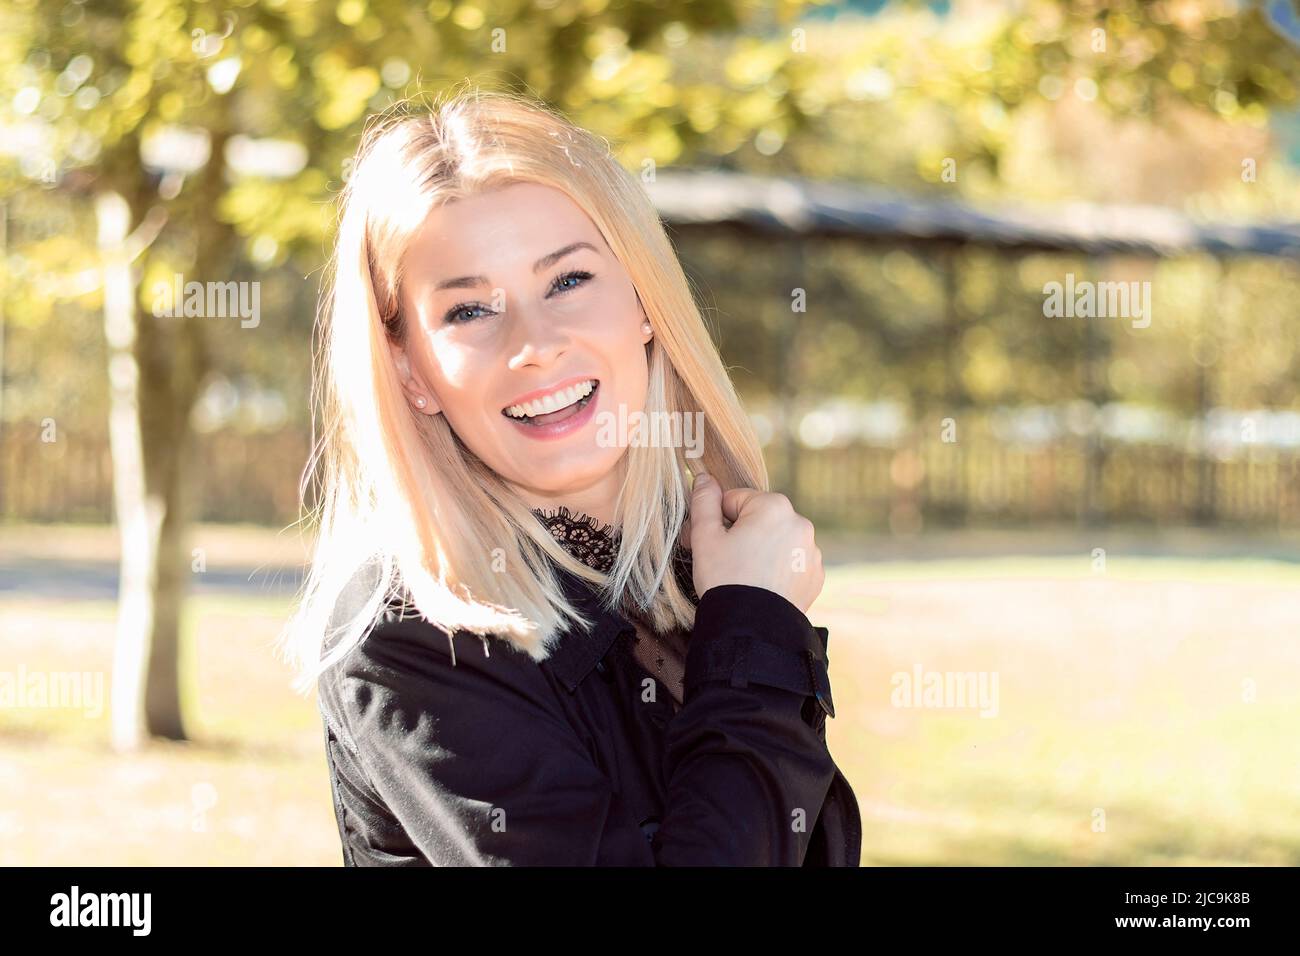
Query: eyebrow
433 241 599 292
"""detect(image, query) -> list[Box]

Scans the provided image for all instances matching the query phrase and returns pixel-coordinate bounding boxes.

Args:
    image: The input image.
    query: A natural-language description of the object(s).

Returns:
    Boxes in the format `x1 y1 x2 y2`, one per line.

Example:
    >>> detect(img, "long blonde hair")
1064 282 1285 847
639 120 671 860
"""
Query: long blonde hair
278 84 768 693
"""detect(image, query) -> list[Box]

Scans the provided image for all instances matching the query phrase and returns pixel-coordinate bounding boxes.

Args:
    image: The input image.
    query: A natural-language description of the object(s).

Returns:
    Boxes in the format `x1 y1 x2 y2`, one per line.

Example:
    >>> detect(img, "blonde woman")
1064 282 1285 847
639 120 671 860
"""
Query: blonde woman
279 86 861 866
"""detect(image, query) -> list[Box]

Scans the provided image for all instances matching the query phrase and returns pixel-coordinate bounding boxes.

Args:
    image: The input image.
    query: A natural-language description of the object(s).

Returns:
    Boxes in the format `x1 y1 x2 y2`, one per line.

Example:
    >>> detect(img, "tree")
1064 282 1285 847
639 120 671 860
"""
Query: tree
0 0 815 747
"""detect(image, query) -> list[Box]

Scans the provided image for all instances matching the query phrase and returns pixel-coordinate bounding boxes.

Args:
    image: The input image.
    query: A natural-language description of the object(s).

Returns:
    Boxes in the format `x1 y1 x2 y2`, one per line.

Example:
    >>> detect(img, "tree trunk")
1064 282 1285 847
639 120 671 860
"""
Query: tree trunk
98 189 208 750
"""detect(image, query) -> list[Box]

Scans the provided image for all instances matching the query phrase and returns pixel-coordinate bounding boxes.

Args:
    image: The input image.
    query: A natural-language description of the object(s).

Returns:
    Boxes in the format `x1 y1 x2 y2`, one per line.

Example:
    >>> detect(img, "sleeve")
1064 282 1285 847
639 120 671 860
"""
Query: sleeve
331 619 657 866
652 584 840 865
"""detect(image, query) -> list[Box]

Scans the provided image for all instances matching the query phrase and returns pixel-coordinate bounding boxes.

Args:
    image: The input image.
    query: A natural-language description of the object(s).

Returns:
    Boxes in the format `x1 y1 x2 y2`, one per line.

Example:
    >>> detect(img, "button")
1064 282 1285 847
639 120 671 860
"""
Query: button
805 648 835 719
815 687 835 719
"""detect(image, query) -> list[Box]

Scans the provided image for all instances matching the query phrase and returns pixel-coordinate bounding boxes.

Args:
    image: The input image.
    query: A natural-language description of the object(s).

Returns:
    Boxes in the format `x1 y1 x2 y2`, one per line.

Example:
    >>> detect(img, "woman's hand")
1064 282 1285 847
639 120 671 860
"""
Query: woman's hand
681 473 825 615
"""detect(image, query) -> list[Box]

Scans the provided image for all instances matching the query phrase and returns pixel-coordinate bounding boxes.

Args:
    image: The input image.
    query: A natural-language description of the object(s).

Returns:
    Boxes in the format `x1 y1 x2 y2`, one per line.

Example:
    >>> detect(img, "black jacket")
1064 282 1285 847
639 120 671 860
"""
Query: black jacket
316 553 861 866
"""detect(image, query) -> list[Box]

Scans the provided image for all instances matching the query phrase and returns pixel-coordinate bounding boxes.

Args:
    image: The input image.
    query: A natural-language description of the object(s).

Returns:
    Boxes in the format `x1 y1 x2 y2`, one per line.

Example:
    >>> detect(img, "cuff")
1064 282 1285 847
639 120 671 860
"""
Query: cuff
685 584 835 719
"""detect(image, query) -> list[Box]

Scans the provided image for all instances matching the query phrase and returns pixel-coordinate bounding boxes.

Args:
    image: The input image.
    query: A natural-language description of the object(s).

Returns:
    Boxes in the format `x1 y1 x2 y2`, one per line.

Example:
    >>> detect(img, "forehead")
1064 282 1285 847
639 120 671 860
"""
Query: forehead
405 181 601 276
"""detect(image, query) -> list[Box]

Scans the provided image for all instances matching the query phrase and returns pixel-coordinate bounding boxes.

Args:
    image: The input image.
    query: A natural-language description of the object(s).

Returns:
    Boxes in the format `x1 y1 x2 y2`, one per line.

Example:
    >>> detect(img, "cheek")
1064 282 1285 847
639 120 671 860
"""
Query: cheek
578 283 642 345
416 338 487 407
425 338 469 382
601 326 651 407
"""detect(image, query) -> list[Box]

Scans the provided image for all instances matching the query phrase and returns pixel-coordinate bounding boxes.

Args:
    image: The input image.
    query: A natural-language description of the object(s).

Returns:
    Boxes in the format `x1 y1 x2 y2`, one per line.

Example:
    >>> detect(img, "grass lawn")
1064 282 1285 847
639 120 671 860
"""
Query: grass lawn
820 555 1300 866
2 524 1298 865
0 593 339 866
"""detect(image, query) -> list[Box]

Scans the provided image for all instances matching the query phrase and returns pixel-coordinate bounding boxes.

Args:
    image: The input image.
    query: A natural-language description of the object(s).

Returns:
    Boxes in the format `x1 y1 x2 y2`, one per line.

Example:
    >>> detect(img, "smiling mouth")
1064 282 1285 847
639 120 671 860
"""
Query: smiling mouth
501 380 600 427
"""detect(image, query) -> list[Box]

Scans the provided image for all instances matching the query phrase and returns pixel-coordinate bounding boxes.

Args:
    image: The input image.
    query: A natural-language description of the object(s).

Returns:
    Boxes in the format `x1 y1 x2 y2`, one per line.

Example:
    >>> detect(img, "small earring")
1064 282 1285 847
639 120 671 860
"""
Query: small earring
414 396 427 409
641 321 653 335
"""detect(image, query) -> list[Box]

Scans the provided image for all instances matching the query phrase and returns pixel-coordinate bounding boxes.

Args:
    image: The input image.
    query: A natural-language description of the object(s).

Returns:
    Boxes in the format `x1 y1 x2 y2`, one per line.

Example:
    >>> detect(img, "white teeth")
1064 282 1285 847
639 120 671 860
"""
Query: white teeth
505 380 596 419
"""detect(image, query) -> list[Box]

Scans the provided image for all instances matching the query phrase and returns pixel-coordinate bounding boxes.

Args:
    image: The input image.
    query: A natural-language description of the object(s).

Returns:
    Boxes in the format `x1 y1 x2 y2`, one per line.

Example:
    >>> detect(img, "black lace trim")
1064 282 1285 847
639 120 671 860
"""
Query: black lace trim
530 505 621 574
529 505 699 606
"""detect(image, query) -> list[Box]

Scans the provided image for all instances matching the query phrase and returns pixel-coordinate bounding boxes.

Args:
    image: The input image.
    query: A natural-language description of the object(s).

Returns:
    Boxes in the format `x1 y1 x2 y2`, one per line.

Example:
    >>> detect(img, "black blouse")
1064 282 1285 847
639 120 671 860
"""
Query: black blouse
315 509 861 866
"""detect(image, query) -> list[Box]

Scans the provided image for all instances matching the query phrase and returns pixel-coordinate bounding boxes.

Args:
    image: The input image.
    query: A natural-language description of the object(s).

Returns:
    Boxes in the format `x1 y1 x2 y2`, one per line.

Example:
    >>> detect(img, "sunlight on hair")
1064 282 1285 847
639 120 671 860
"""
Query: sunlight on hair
275 85 768 693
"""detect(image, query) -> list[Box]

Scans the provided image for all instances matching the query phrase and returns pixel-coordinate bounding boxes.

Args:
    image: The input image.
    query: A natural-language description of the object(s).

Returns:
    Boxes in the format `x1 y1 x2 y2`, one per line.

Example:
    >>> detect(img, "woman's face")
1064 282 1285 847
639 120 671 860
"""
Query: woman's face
393 181 652 513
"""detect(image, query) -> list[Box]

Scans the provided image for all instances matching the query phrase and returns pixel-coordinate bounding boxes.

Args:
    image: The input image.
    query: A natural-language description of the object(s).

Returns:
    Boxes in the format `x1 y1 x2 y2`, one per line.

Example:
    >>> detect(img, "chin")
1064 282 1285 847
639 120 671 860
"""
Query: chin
513 456 620 492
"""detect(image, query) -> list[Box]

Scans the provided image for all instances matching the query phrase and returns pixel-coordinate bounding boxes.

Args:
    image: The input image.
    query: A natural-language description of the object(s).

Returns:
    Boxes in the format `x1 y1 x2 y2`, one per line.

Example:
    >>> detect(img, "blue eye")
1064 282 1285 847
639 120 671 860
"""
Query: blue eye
550 270 593 294
443 271 593 325
444 303 489 324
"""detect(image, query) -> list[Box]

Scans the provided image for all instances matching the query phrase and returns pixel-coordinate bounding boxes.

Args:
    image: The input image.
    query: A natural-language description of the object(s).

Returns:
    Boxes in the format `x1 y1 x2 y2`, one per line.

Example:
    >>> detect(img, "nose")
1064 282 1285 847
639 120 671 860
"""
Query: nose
505 299 571 371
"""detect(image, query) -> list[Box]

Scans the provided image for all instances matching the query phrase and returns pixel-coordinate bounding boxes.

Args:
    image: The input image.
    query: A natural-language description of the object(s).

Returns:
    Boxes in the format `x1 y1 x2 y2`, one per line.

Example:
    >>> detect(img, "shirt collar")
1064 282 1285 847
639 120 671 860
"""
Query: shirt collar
375 509 692 686
530 507 697 692
544 562 634 693
377 552 632 686
528 505 627 691
541 550 698 693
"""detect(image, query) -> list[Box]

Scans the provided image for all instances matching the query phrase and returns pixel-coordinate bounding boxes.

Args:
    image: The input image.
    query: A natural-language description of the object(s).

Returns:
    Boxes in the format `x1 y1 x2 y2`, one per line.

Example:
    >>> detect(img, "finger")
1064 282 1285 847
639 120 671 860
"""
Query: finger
717 487 764 524
688 472 724 539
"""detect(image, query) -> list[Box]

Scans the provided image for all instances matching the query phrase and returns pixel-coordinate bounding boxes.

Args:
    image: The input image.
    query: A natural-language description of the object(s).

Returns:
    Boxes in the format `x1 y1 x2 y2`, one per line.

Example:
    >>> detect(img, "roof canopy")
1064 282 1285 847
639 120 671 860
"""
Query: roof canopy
645 169 1300 259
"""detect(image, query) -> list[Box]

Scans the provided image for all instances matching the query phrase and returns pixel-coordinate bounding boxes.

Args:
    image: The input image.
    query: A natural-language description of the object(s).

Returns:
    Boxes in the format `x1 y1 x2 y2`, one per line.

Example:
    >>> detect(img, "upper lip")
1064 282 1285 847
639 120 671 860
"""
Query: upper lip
502 376 599 412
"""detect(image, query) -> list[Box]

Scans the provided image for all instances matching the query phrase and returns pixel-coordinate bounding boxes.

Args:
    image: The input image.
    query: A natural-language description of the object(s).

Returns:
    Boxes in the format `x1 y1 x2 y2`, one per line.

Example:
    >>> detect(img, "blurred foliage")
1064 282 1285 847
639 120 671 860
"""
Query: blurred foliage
0 0 1298 436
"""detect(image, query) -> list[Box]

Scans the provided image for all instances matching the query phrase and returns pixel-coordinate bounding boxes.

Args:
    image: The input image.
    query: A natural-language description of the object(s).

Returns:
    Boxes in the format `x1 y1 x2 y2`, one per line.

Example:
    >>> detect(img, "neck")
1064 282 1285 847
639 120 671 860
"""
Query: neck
511 464 624 528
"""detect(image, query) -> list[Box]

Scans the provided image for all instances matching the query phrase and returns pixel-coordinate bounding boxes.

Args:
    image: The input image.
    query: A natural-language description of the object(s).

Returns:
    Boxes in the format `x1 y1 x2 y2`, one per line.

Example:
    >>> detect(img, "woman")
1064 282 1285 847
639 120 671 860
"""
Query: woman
279 86 861 866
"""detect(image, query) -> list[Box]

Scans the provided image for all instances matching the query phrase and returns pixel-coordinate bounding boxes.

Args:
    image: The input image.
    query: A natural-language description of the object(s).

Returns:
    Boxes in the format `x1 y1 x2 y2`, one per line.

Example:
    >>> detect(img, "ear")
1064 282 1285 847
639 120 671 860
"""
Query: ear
635 290 653 346
387 338 442 415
